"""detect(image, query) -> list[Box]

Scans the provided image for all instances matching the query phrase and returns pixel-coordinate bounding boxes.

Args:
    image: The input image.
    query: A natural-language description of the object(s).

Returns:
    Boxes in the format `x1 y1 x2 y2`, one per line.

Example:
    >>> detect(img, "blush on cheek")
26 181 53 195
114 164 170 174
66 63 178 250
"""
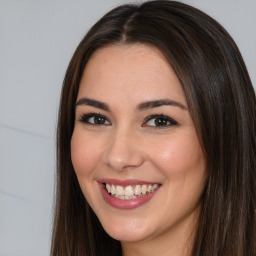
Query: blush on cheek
71 134 87 175
152 138 204 177
153 143 183 165
71 132 101 176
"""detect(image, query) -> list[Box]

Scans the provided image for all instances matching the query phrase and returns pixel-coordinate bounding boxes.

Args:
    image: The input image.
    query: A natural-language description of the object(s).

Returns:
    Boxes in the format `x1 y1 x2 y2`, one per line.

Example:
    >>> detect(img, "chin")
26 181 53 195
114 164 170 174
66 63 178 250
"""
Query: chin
100 217 154 242
106 229 150 243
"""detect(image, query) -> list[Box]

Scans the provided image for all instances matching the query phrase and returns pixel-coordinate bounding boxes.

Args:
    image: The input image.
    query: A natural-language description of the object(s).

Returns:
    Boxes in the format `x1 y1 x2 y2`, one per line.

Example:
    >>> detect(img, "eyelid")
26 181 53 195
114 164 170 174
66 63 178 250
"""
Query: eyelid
142 114 178 128
78 112 178 128
78 113 111 125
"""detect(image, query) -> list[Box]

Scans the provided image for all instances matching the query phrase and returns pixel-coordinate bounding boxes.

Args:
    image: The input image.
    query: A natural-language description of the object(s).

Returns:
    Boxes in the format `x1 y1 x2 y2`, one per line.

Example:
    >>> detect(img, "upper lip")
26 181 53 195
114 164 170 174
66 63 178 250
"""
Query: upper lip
98 178 161 186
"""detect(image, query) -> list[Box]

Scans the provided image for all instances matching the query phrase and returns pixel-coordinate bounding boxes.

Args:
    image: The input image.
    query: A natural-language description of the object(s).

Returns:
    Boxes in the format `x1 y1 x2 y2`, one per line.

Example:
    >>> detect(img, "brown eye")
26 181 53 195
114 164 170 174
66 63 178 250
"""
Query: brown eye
143 115 178 128
79 113 111 126
154 117 169 126
93 116 106 125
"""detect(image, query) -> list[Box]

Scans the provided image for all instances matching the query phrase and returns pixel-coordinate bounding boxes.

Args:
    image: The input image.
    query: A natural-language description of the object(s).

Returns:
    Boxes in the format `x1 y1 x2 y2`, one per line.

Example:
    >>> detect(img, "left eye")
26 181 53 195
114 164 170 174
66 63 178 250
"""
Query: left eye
143 115 178 128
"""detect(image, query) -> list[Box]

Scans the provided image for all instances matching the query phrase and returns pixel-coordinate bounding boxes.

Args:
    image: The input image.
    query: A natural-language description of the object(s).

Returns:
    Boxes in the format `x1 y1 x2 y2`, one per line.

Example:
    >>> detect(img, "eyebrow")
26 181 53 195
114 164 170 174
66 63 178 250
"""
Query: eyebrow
75 97 187 111
137 99 187 111
76 97 110 111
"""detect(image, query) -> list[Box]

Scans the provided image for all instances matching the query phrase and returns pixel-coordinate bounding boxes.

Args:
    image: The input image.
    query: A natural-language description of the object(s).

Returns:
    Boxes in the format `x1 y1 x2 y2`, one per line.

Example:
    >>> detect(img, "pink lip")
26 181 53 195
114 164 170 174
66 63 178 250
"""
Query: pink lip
98 179 161 210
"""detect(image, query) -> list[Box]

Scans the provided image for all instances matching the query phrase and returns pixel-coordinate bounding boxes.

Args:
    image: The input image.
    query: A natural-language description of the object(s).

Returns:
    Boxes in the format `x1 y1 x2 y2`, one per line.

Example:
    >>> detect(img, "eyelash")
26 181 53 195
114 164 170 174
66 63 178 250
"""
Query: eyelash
142 114 178 128
78 113 111 126
78 113 178 128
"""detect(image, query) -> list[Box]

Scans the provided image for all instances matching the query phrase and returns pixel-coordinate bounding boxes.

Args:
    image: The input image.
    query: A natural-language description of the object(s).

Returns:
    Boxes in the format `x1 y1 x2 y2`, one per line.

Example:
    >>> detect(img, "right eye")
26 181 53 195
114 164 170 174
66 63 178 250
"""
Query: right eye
79 113 111 126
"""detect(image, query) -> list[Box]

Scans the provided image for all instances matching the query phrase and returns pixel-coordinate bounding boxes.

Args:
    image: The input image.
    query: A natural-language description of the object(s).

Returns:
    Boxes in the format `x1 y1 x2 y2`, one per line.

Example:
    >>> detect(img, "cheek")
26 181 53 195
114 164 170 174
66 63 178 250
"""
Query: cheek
147 132 205 177
70 131 102 177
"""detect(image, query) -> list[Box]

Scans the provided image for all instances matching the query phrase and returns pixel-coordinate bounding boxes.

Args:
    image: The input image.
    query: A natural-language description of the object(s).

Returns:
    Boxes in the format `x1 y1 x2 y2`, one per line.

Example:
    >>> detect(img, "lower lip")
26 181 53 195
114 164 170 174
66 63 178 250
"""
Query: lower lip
99 183 160 209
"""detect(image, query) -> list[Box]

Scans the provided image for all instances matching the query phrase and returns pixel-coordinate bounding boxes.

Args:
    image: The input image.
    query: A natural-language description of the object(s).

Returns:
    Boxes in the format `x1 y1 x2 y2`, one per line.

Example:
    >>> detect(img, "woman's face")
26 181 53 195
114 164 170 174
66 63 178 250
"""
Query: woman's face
71 44 206 247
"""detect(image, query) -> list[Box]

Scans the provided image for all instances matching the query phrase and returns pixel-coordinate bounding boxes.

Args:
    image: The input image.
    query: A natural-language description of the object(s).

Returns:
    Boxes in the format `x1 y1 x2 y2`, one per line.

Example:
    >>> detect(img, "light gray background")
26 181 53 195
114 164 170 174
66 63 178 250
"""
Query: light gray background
0 0 255 255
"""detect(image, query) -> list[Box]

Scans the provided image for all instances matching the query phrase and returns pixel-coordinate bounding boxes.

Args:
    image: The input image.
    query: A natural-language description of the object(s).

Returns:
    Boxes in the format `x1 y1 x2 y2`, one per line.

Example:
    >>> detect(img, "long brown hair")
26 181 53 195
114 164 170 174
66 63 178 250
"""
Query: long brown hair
51 1 256 255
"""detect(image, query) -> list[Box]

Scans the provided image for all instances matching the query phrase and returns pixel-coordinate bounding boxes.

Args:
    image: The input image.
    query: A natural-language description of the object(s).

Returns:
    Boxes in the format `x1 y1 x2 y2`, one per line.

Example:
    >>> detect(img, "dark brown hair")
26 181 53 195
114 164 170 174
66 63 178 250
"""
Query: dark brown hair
51 1 256 255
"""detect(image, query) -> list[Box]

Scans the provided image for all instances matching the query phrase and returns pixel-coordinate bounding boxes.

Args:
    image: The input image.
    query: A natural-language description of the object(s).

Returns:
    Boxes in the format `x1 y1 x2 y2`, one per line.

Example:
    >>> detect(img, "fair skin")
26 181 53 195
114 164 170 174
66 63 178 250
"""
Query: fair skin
71 44 206 256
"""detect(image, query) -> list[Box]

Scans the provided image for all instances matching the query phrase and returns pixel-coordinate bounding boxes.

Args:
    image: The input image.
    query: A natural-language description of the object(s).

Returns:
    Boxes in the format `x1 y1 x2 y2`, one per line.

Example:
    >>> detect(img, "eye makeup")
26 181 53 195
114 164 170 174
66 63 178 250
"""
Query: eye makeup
78 113 111 126
143 114 178 128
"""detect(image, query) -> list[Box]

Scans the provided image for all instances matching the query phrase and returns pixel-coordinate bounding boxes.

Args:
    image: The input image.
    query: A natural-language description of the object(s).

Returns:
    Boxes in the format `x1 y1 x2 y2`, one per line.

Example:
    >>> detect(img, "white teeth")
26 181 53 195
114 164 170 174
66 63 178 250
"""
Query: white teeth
142 185 147 195
111 184 115 195
152 184 158 190
124 186 133 196
105 183 160 200
116 185 124 196
106 184 111 193
134 185 141 195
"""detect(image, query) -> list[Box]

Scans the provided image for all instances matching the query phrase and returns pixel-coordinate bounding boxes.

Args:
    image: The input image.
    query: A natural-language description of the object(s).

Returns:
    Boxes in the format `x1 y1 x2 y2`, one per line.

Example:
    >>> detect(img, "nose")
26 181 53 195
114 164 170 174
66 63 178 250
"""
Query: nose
102 128 144 171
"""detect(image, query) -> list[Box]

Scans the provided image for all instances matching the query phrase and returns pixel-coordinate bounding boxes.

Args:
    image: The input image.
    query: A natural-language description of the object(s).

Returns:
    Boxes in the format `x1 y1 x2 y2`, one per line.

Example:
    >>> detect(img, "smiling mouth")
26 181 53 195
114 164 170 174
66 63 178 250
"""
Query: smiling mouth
104 183 160 200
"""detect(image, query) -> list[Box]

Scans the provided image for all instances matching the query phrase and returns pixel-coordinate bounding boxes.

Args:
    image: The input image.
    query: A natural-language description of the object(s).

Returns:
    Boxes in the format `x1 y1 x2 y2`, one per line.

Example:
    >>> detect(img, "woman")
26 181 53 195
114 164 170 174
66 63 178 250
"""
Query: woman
51 1 256 255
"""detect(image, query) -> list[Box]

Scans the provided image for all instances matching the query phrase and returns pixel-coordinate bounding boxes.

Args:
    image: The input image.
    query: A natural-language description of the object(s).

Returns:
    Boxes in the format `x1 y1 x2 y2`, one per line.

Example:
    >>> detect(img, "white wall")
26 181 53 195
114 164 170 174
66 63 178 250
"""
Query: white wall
0 1 255 255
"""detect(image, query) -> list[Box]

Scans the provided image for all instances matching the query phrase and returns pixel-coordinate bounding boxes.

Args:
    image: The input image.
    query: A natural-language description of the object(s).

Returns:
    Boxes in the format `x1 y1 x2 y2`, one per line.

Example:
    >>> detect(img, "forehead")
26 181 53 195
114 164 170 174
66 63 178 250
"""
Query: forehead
78 43 186 105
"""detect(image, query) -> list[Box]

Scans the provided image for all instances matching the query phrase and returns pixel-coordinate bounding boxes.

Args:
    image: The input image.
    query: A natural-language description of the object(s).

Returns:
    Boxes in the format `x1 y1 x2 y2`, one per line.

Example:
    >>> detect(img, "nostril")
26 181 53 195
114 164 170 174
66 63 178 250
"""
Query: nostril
102 134 144 171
